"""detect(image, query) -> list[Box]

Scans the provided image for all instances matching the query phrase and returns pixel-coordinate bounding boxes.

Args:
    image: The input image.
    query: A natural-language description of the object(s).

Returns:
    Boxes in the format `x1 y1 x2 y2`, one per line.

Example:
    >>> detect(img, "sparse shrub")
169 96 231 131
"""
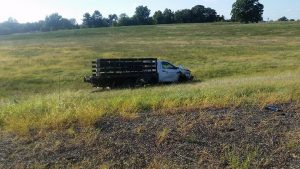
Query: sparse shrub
147 157 175 169
278 16 289 22
285 131 300 149
225 146 258 169
99 164 110 169
156 128 170 146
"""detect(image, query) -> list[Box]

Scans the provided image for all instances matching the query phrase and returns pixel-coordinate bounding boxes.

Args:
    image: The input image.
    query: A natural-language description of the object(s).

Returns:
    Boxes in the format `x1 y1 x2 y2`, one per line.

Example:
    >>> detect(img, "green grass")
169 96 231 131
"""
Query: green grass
225 146 258 169
0 22 300 134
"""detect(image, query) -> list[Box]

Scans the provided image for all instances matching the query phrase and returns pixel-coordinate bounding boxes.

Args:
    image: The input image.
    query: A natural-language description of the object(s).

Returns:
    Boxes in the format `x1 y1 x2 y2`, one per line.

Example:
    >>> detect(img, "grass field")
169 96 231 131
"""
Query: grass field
0 22 300 168
0 22 299 133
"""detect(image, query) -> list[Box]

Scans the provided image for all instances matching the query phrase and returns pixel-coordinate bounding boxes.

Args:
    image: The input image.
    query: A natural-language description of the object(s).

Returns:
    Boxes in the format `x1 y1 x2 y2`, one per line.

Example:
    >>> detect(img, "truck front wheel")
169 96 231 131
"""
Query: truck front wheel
178 73 188 82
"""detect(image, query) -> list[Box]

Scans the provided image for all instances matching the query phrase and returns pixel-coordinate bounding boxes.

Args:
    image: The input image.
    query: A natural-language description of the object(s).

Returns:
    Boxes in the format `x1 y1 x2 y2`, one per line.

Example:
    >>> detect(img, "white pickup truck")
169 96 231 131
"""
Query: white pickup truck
84 58 193 87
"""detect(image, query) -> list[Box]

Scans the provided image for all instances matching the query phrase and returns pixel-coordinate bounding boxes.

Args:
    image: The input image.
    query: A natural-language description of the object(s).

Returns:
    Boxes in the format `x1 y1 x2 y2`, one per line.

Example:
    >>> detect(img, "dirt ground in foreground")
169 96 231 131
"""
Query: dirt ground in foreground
0 103 299 169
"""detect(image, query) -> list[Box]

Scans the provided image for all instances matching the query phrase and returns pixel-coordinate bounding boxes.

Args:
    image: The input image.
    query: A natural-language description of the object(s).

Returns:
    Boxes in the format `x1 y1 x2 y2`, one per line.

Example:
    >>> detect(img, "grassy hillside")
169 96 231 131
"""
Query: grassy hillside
0 22 300 168
0 22 299 98
0 22 300 134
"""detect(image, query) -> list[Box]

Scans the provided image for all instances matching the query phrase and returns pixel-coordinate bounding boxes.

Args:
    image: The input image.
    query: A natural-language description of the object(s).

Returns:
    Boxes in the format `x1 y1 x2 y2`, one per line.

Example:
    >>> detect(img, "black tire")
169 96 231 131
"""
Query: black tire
178 73 188 82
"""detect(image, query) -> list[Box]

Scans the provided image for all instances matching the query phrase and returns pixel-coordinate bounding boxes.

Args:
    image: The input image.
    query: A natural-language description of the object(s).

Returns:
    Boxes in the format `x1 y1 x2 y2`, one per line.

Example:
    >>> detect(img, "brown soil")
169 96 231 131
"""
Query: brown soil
0 103 299 168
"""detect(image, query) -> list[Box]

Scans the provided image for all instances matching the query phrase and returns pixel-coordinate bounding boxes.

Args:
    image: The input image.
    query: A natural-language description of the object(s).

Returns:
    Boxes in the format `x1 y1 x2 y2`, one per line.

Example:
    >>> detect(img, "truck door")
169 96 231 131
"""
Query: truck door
159 61 180 82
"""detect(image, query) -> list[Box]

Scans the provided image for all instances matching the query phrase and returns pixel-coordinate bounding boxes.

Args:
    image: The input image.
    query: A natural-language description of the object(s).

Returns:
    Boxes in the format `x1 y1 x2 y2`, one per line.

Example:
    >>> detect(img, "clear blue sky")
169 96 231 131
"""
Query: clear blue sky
0 0 299 23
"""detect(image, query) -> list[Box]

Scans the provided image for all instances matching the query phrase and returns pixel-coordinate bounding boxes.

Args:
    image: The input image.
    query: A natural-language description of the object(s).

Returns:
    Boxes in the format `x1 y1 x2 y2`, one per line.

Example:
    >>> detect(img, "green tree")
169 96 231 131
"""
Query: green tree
60 18 76 29
118 13 133 26
45 13 63 31
108 14 118 26
277 16 288 21
204 8 217 22
133 6 151 25
190 5 218 23
153 10 164 24
191 5 206 23
231 0 264 23
163 9 174 24
174 9 192 23
0 18 21 35
82 13 93 27
92 10 108 27
45 13 76 30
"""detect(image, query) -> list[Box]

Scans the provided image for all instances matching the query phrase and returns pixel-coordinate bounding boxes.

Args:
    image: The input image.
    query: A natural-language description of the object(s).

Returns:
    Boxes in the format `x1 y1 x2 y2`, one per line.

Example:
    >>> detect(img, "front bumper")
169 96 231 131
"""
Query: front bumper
189 75 194 81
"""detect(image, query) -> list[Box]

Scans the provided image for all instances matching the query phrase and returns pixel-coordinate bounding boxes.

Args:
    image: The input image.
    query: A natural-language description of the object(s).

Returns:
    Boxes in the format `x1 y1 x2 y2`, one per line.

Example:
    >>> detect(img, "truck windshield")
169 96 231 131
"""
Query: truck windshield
162 62 177 69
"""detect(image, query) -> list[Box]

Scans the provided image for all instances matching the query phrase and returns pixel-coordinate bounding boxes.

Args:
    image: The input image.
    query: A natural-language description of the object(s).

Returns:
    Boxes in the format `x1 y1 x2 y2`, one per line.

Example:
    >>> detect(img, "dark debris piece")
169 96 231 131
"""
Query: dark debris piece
265 105 283 112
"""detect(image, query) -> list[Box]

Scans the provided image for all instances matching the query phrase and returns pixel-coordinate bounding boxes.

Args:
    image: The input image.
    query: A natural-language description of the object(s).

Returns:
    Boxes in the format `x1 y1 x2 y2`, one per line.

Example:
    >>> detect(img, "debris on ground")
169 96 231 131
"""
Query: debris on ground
265 105 283 112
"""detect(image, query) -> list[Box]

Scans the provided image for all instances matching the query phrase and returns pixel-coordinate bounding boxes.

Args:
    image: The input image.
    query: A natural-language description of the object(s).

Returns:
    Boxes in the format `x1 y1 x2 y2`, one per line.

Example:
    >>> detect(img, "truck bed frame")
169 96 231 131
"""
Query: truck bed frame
84 58 158 87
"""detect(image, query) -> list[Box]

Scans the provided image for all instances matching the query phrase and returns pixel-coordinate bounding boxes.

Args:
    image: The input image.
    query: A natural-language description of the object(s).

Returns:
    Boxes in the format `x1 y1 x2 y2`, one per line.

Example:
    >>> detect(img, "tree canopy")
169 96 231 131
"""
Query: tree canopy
82 11 109 28
231 0 264 23
0 4 225 35
174 9 192 23
0 14 78 35
117 13 134 26
153 10 164 24
133 6 152 25
278 16 288 22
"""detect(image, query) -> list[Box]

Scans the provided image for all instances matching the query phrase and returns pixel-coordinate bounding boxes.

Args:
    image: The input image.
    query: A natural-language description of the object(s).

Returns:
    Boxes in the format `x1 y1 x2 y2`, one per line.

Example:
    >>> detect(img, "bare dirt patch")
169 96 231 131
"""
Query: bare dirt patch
0 103 299 168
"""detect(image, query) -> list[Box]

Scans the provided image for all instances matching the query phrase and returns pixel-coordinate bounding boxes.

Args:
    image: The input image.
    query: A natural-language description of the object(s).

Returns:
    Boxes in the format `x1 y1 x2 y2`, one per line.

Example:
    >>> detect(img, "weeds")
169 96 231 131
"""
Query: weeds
0 70 299 134
147 157 176 169
285 131 300 149
225 146 259 169
156 128 170 146
99 164 110 169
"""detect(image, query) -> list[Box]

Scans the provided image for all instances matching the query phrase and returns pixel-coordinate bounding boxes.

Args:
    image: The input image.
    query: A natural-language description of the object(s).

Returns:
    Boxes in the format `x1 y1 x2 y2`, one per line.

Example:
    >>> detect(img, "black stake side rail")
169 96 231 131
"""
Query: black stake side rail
92 58 158 76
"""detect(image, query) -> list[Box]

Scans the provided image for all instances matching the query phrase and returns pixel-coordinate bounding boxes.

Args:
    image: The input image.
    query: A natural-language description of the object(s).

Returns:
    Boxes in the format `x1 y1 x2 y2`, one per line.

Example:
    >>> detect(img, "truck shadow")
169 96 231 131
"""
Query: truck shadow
91 79 202 93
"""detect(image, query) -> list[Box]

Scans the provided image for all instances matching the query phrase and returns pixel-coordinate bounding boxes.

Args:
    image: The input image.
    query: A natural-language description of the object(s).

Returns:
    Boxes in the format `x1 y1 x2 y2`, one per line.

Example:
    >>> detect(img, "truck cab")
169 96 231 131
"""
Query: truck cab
158 60 193 83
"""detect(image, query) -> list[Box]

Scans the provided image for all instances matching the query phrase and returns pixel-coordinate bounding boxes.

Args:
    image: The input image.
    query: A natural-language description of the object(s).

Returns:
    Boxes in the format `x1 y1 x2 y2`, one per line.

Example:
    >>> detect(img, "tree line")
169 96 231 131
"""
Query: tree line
0 0 298 35
83 5 225 27
0 5 224 35
0 14 79 35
